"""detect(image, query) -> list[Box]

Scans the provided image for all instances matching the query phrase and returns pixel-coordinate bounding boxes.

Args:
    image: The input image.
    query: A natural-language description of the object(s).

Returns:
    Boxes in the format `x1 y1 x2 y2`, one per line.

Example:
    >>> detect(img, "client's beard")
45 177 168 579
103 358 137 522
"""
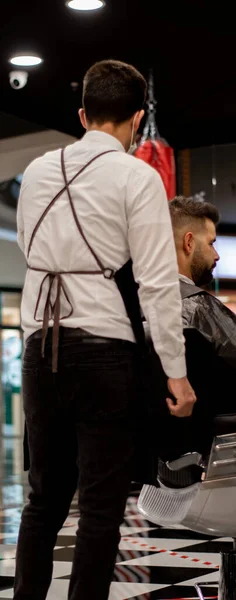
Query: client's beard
191 252 215 286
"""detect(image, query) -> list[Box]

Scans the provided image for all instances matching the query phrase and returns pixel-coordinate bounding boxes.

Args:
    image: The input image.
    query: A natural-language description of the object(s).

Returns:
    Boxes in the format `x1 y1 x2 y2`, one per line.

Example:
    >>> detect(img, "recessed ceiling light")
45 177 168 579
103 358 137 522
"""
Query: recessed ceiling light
67 0 105 11
10 55 43 67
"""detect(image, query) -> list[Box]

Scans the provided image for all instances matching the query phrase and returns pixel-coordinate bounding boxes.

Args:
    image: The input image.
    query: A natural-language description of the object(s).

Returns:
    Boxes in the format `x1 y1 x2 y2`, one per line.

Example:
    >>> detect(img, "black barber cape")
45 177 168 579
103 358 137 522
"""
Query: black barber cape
180 279 236 370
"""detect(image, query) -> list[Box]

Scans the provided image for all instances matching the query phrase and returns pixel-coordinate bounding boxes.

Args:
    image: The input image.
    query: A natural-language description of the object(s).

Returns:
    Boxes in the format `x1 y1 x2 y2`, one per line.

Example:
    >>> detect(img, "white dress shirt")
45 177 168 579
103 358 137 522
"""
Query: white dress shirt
17 130 186 378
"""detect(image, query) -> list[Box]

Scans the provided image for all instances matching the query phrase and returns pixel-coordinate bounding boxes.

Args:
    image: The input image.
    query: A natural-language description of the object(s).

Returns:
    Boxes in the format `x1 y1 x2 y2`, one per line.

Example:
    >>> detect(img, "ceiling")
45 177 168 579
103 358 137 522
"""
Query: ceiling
1 0 236 149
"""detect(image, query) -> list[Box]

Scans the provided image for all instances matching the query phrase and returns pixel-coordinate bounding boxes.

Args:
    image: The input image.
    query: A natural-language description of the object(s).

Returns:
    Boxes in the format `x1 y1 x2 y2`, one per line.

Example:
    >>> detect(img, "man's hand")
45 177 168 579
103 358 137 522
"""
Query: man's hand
166 377 196 417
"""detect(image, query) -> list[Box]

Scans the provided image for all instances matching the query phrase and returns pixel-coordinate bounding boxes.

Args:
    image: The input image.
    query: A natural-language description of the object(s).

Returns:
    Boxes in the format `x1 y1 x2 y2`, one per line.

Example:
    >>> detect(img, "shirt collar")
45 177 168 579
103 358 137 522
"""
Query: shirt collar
83 130 125 153
179 274 195 286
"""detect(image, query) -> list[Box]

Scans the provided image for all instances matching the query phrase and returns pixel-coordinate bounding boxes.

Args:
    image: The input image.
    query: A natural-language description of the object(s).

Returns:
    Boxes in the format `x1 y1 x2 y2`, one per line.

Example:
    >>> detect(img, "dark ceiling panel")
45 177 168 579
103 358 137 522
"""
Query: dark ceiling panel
1 0 236 147
0 112 46 140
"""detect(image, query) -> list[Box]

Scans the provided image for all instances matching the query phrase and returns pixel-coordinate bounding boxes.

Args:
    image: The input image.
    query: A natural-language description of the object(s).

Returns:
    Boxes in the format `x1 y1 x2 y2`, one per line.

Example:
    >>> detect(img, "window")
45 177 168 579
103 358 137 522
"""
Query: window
0 290 23 437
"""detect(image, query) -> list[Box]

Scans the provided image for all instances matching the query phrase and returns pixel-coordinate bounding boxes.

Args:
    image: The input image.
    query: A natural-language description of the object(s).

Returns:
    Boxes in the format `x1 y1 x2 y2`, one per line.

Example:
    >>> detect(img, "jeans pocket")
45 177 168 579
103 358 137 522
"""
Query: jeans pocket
77 351 139 422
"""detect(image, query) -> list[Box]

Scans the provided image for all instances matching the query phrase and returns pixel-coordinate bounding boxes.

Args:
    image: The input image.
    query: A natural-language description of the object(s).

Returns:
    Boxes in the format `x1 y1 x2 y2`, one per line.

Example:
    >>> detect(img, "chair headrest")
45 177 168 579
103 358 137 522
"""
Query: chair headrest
158 459 203 489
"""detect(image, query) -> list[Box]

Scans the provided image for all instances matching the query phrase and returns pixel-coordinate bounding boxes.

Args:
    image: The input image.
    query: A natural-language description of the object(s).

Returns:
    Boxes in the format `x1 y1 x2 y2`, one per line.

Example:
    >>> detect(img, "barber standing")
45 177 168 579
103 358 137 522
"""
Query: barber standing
14 60 196 600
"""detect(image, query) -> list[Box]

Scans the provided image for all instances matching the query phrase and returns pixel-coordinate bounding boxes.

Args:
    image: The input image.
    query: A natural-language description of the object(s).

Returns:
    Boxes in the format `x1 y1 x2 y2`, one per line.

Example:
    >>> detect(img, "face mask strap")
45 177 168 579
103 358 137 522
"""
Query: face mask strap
128 114 138 154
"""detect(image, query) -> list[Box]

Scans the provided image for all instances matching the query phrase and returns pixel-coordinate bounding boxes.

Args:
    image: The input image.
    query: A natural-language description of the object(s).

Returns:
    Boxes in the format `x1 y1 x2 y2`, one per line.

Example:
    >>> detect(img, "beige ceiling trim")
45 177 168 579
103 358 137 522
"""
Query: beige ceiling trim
0 129 77 182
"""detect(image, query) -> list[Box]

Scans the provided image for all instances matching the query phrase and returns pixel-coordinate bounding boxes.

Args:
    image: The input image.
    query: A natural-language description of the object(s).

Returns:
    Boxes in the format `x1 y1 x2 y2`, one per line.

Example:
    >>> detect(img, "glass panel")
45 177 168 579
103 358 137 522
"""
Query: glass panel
213 144 236 224
178 143 236 308
214 236 236 280
0 329 23 437
0 292 21 326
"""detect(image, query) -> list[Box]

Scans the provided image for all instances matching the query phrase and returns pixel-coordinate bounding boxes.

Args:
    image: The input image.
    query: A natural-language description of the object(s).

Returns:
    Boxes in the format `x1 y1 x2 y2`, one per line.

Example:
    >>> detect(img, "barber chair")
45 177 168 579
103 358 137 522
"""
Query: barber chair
138 328 236 600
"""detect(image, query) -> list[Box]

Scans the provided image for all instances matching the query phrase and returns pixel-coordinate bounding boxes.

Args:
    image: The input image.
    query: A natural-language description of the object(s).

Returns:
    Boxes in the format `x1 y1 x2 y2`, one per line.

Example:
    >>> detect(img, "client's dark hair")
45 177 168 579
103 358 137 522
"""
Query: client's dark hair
82 59 147 125
169 196 220 229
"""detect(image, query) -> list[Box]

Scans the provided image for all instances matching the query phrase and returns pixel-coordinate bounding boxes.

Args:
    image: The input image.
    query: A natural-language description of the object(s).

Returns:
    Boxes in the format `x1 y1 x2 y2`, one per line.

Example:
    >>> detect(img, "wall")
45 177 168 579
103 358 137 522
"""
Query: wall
0 239 26 288
178 143 236 226
0 128 77 287
0 129 76 183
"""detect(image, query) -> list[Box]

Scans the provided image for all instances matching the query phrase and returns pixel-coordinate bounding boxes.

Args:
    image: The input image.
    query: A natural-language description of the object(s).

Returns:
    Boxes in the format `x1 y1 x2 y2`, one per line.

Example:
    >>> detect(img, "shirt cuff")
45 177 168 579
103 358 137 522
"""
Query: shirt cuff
160 355 187 379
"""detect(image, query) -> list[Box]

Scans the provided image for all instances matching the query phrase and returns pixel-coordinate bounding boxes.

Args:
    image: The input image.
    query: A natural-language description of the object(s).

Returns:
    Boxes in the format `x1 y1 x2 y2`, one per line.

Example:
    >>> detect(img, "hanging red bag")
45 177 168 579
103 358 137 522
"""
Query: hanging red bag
134 72 176 200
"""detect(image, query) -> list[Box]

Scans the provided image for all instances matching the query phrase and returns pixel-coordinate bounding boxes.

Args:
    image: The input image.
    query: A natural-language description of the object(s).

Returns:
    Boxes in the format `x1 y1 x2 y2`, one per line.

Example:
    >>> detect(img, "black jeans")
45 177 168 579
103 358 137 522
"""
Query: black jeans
14 329 142 600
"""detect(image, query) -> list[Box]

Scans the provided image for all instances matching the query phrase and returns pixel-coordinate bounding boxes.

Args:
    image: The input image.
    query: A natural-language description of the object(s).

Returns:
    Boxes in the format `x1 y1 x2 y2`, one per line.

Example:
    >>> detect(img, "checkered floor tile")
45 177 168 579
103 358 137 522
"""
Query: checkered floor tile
0 494 223 599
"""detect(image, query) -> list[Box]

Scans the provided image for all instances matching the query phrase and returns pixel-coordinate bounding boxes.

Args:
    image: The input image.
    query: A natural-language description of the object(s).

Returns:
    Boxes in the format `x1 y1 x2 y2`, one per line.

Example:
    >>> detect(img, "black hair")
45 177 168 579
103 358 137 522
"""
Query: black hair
169 196 220 229
82 59 147 124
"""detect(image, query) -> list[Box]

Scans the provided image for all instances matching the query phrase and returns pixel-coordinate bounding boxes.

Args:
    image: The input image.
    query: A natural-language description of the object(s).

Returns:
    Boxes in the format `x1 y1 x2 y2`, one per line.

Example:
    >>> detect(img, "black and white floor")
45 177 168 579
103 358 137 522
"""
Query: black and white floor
0 440 225 599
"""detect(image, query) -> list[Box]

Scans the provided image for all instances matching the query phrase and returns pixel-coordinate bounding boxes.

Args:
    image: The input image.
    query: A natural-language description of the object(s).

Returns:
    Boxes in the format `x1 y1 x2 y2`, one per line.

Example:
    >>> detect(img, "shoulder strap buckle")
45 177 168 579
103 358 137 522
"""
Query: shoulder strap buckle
103 268 114 280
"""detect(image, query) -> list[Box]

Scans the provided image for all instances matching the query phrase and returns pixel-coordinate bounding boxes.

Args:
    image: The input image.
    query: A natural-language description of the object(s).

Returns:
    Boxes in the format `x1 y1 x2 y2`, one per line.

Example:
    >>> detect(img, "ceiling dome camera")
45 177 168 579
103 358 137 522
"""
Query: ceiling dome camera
9 71 28 90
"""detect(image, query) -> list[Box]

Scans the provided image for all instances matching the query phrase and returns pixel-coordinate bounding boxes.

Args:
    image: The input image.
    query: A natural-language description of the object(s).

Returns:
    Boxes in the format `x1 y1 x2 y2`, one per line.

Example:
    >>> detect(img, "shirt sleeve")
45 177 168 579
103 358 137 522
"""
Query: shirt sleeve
16 183 25 253
126 165 186 379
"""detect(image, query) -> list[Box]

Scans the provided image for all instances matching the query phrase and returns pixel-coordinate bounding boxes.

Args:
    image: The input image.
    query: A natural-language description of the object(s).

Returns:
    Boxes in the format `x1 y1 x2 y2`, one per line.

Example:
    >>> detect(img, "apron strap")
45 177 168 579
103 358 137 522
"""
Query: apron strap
61 148 107 274
27 149 116 259
33 271 73 372
27 148 117 372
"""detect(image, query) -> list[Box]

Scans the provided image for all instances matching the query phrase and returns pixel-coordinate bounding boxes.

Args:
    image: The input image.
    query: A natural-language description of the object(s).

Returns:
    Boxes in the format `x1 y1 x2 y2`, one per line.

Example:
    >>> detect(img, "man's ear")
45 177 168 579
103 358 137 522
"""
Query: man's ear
129 110 145 133
183 231 195 255
79 108 87 130
135 109 145 132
